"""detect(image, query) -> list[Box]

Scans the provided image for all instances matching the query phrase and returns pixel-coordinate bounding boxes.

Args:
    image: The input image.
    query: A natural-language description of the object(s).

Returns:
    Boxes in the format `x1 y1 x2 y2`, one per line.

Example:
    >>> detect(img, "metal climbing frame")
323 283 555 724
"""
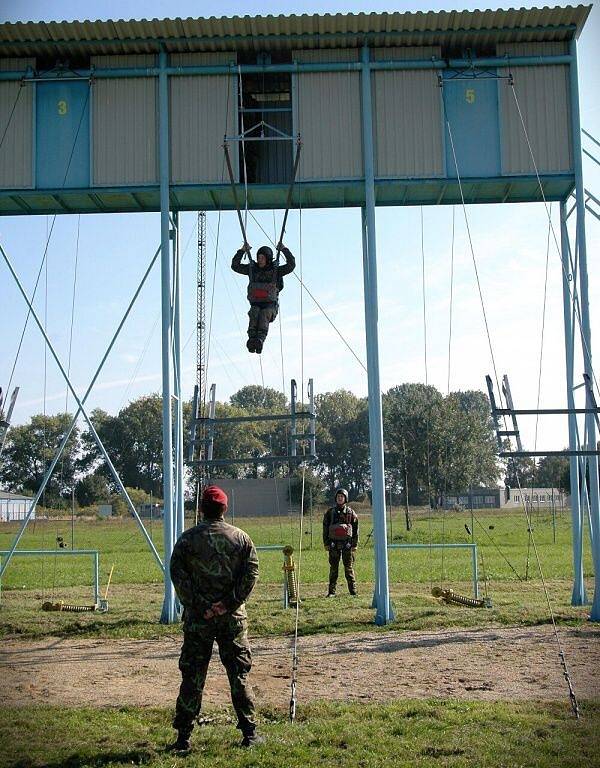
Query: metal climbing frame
486 374 600 459
388 543 480 600
189 378 316 468
0 549 101 609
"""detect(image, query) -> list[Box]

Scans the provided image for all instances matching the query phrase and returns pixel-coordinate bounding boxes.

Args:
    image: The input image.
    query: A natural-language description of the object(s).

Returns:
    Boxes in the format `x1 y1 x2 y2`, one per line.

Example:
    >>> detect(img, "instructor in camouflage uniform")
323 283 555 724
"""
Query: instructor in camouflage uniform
169 484 262 751
323 488 359 597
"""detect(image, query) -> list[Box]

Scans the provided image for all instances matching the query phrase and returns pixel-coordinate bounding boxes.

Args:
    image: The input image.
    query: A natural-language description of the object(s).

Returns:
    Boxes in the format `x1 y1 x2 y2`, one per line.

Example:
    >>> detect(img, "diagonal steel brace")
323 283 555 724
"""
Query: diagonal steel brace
0 241 165 579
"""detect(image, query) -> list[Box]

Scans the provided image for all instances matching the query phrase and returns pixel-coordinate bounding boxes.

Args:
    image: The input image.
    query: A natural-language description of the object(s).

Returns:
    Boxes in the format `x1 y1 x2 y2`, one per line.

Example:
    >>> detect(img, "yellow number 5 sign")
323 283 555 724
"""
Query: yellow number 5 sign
465 89 476 104
57 100 68 115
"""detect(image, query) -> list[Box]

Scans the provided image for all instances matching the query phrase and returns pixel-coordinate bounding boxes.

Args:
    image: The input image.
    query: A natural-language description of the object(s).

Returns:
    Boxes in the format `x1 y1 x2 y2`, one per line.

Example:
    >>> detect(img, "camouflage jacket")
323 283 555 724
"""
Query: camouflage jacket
322 505 359 548
170 518 259 621
231 247 296 300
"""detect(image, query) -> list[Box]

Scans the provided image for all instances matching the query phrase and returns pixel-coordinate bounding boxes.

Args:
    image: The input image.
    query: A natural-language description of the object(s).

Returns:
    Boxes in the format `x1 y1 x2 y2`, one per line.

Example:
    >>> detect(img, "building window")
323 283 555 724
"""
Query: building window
515 495 520 502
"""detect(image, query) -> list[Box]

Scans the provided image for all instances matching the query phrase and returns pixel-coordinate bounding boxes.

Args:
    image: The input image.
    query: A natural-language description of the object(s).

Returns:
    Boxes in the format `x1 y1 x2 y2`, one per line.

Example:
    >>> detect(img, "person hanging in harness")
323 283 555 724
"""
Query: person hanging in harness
231 242 296 354
323 488 359 597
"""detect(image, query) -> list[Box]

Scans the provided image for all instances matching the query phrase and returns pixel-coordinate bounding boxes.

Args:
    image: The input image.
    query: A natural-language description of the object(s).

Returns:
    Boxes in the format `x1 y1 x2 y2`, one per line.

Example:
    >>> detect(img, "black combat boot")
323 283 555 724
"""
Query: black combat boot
168 731 191 753
247 338 257 353
254 339 264 354
241 730 265 747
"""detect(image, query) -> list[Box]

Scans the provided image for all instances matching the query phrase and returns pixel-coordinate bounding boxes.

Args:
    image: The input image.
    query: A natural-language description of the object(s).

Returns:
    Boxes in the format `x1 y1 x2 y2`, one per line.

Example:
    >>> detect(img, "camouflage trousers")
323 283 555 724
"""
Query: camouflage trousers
328 545 357 594
173 615 256 735
248 304 277 342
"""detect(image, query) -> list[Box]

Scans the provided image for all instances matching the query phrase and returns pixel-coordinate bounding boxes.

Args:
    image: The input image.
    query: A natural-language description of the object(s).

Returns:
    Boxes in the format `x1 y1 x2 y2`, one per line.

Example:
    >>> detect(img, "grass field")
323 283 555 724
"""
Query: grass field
1 506 598 768
1 701 599 768
0 505 594 638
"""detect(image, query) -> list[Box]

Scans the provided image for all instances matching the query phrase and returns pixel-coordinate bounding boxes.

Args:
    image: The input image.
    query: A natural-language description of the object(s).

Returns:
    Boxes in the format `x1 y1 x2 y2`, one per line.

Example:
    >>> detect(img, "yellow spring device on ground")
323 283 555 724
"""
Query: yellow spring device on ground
431 586 492 609
282 546 298 606
41 601 97 613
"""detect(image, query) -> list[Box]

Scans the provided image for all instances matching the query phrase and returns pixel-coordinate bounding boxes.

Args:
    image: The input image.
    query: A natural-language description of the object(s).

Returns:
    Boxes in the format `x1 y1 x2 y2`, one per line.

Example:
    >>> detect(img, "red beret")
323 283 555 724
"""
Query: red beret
202 485 228 506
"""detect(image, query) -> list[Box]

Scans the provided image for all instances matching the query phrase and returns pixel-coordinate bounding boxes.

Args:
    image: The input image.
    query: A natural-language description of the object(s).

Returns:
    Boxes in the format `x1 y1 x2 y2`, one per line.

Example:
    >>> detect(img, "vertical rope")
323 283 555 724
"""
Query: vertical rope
421 207 434 592
445 95 580 718
289 460 306 723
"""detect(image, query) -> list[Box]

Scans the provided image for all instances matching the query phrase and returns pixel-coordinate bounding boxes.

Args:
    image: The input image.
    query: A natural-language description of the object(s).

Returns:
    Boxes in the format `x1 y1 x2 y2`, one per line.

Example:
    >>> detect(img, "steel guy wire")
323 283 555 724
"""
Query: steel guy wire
510 82 599 397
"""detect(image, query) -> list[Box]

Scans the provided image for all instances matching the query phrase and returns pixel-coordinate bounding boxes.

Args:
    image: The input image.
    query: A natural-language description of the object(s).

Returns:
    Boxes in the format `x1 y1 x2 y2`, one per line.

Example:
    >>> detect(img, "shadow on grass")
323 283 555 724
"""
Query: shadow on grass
11 748 156 768
1 617 180 641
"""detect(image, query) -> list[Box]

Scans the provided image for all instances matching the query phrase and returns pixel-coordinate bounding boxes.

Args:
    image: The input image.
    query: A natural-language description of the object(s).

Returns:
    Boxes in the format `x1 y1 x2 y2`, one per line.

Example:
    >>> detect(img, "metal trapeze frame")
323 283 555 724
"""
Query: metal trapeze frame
487 370 600 610
189 378 317 469
388 542 480 600
223 131 302 251
0 549 102 610
2 40 596 632
486 374 600 459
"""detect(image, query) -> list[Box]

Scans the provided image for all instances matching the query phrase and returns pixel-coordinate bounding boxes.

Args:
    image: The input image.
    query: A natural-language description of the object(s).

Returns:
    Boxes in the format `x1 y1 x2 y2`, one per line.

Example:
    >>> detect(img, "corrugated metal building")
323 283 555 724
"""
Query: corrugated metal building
0 5 590 215
215 478 289 518
0 491 36 522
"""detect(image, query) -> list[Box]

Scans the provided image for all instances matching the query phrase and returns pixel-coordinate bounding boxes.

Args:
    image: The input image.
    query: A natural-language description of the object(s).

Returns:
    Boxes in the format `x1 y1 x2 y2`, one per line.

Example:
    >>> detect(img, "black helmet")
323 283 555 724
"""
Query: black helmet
335 488 349 503
256 245 273 264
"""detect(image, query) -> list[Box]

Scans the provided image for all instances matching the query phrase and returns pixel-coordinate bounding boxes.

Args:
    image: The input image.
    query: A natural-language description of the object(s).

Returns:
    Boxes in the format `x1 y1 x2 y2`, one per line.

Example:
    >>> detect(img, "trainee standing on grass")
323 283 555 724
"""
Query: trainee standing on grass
323 488 359 597
169 484 263 751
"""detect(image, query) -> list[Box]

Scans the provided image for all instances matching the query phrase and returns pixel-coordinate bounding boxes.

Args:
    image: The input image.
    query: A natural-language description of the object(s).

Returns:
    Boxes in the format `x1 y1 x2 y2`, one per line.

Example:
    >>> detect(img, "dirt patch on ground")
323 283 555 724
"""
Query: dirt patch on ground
1 626 598 709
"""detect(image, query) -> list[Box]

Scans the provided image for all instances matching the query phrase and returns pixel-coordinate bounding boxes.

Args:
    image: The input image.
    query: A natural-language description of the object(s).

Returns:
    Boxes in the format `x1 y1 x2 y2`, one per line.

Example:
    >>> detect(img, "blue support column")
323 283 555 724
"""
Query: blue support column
560 202 587 605
360 46 393 625
569 39 600 620
159 49 176 624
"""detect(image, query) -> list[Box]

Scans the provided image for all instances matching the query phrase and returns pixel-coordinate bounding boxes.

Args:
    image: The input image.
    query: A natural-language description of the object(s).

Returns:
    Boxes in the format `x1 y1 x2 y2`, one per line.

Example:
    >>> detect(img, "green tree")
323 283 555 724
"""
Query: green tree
82 396 164 494
383 383 444 505
0 413 80 500
315 390 369 497
535 454 570 491
504 455 536 488
230 385 287 412
110 486 154 517
75 472 110 506
437 390 500 495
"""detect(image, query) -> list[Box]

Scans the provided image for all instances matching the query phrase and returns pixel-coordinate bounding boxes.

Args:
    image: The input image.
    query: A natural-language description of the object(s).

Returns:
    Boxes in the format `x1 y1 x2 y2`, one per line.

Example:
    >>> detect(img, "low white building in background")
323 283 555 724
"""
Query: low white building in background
0 490 36 521
504 487 567 509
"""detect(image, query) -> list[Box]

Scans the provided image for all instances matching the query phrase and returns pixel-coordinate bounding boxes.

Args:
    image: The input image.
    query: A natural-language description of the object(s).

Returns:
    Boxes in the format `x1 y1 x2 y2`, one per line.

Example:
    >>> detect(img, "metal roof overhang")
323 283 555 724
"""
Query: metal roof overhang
0 175 575 216
0 6 592 58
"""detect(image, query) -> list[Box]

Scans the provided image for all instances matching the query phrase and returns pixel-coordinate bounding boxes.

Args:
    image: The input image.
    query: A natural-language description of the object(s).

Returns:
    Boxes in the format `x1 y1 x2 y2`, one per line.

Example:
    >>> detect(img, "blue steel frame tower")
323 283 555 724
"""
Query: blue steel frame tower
0 6 597 625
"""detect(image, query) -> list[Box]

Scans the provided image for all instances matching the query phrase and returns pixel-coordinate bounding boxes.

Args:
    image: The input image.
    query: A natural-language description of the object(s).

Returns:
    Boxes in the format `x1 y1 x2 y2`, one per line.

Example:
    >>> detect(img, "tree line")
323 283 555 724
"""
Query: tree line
0 384 570 509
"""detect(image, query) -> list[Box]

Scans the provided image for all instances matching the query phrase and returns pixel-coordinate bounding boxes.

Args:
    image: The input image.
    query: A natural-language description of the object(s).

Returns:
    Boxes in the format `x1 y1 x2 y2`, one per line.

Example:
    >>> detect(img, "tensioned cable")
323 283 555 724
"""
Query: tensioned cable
204 71 231 400
445 98 580 718
289 458 306 723
420 207 435 593
510 82 599 397
237 65 249 230
524 205 553 575
299 203 305 404
4 85 91 401
447 207 456 397
441 206 456 586
245 209 367 373
445 118 502 397
64 215 81 414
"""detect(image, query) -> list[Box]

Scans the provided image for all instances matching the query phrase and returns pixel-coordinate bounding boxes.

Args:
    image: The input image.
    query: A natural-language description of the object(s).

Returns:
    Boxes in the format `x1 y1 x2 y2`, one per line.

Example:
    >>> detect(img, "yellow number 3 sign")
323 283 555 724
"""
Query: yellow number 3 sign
57 100 68 115
465 89 476 104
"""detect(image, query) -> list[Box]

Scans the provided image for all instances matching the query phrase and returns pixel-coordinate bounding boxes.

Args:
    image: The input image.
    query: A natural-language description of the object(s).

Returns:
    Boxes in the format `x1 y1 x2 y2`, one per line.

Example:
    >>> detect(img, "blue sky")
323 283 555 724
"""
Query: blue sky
0 1 599 459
